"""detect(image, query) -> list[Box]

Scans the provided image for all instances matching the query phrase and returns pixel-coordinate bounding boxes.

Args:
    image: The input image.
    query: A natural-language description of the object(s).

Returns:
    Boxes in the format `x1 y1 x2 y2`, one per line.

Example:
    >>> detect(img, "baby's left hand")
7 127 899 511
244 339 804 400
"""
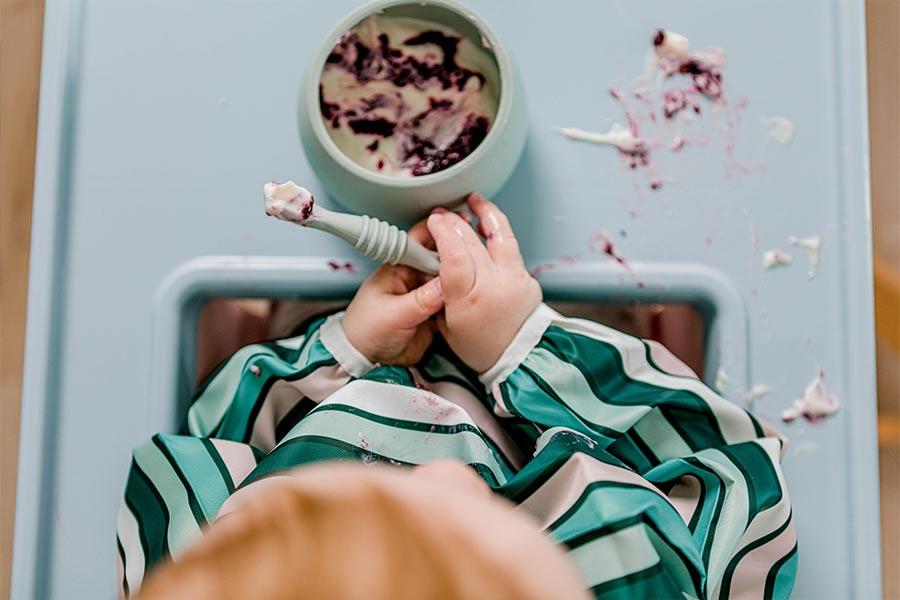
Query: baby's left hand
341 222 444 366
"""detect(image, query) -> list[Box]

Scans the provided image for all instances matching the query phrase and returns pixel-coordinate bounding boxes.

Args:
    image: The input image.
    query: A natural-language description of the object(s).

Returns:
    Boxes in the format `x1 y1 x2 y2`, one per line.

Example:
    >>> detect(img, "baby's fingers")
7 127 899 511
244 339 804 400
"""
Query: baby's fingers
427 212 478 300
468 193 523 267
396 276 444 327
408 217 436 251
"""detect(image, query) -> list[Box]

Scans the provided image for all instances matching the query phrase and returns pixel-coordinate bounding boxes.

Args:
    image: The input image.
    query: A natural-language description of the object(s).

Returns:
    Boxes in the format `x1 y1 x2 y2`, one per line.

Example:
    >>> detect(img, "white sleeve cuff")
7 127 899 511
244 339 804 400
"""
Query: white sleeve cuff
478 303 559 389
319 311 375 378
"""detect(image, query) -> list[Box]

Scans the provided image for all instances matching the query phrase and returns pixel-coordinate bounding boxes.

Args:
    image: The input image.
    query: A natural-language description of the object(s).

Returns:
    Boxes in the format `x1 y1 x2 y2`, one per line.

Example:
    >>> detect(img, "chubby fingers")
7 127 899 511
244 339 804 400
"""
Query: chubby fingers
427 211 484 300
396 275 444 327
468 193 523 267
407 217 436 251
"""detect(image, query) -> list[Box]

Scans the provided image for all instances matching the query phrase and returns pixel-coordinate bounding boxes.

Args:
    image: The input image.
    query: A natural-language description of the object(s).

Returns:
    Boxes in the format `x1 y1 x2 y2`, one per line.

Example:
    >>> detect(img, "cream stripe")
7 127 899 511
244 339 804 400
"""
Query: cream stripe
133 444 202 558
518 452 673 529
554 318 758 444
317 380 478 426
248 380 303 452
293 326 323 368
417 373 526 469
727 518 796 599
731 439 792 549
248 367 350 451
533 426 597 455
187 344 274 435
667 474 703 527
709 439 793 598
692 449 750 596
116 502 145 595
209 439 259 489
275 334 304 350
116 546 125 600
522 347 651 432
632 408 694 462
286 387 508 480
568 523 661 589
646 339 699 379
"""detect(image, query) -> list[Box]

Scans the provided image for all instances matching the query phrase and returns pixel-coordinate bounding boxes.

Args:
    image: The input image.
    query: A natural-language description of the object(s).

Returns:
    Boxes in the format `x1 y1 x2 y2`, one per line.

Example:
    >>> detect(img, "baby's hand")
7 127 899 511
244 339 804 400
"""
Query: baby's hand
341 221 444 366
427 194 542 373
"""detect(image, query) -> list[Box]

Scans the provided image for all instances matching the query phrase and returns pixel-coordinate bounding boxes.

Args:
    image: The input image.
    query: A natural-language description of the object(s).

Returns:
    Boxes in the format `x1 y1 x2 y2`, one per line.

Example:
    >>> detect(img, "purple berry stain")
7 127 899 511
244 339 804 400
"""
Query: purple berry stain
319 18 494 177
560 29 753 191
327 260 356 272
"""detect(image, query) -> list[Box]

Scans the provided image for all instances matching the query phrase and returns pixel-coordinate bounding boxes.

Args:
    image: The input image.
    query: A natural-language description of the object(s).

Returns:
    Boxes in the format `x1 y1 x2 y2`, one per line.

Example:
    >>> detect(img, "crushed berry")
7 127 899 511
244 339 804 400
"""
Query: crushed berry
652 29 665 47
323 29 483 93
678 59 722 98
300 196 315 222
407 114 488 176
319 21 493 176
319 85 341 127
662 89 700 119
348 118 396 136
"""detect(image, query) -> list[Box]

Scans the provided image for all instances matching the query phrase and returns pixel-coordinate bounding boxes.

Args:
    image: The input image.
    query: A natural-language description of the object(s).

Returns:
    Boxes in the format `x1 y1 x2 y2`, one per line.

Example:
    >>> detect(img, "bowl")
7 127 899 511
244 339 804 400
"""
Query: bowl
298 0 528 223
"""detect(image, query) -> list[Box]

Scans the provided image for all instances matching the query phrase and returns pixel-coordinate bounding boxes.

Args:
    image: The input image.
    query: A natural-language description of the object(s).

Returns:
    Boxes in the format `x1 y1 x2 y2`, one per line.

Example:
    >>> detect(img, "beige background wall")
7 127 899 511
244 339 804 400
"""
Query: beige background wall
0 1 898 597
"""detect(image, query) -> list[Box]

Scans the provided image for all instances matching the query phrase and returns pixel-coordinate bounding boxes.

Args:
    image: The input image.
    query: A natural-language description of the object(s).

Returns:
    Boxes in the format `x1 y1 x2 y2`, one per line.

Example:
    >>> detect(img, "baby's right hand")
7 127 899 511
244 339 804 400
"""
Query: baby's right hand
426 194 542 373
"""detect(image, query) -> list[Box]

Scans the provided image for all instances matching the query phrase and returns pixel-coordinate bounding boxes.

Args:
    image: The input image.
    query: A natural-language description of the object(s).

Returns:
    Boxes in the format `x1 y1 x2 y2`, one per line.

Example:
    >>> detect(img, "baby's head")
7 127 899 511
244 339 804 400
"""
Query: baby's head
137 461 587 600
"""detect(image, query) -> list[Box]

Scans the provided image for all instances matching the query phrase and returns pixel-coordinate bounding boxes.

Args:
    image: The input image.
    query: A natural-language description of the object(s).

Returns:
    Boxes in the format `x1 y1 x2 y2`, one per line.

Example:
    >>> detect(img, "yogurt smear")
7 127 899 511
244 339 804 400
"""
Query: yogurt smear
782 371 840 423
264 181 315 225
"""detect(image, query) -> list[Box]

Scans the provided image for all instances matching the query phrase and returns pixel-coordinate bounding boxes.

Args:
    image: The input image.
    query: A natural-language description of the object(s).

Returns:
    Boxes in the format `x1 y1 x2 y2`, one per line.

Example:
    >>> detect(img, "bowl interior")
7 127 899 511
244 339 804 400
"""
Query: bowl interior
311 0 508 184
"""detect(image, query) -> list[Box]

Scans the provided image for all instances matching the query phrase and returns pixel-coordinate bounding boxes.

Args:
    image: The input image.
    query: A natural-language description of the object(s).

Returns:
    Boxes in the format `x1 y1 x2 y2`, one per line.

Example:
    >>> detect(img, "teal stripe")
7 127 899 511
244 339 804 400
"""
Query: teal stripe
187 320 330 439
560 510 702 598
359 365 417 388
187 345 282 437
240 435 409 487
644 521 702 598
589 561 683 599
719 441 784 517
765 544 798 600
216 356 337 441
550 484 702 574
539 327 729 448
606 432 659 474
507 364 620 441
158 435 231 521
152 436 208 527
124 461 168 569
132 439 202 556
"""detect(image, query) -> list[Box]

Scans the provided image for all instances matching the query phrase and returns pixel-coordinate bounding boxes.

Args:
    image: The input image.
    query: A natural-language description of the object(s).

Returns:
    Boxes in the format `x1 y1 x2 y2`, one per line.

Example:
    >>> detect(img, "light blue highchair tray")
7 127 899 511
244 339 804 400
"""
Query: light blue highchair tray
14 0 879 597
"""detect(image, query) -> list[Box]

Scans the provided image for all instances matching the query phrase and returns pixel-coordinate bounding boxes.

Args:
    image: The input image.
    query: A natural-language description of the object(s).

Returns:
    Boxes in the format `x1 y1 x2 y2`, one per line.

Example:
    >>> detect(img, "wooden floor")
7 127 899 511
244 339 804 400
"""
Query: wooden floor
0 0 44 596
0 1 896 597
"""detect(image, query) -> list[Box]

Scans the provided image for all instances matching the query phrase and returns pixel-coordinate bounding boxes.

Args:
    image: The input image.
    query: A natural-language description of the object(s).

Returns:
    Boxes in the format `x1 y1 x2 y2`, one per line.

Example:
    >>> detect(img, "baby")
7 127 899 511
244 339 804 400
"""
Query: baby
118 195 796 599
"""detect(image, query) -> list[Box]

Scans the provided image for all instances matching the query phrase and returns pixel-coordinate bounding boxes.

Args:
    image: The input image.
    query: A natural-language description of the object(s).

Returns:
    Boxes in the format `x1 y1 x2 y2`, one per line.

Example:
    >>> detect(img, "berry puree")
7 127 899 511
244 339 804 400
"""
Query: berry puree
319 15 500 178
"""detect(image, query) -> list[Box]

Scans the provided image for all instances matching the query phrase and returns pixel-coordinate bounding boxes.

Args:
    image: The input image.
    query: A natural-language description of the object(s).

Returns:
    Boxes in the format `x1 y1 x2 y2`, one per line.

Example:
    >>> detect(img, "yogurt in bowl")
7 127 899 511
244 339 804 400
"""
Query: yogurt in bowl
299 0 527 223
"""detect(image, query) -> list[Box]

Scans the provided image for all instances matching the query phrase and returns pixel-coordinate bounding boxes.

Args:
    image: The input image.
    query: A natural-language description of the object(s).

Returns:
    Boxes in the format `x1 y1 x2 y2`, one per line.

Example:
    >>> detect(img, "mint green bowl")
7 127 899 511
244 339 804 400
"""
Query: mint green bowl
298 0 528 223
